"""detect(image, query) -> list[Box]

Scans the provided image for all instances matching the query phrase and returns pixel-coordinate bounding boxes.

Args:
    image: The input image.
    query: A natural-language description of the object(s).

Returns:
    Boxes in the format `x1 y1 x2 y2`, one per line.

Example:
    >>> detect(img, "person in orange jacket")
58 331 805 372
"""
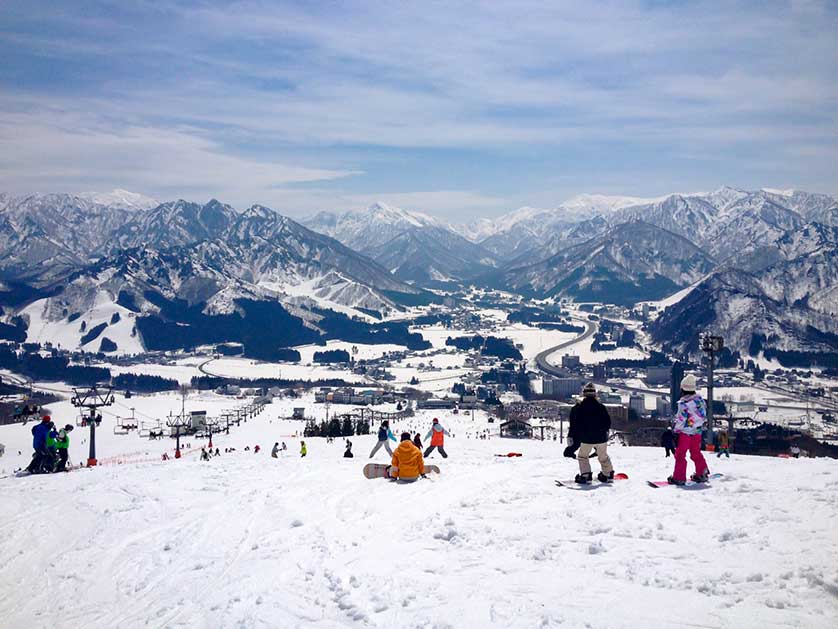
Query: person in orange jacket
390 432 425 483
423 418 450 458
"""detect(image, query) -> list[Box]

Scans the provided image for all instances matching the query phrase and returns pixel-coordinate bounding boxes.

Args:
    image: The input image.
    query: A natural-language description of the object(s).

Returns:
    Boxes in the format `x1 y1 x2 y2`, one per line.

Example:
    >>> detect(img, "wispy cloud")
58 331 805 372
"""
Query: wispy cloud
0 0 835 216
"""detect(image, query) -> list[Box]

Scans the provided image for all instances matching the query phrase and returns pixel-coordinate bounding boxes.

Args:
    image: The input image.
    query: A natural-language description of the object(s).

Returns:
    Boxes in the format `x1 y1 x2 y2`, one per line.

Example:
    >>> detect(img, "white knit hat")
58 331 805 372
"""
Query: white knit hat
680 374 697 392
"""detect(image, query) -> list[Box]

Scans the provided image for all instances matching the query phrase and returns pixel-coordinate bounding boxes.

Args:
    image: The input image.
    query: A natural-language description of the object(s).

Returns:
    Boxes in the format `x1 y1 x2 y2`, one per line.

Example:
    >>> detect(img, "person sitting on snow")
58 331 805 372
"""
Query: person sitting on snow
568 383 614 484
423 418 450 458
390 432 425 483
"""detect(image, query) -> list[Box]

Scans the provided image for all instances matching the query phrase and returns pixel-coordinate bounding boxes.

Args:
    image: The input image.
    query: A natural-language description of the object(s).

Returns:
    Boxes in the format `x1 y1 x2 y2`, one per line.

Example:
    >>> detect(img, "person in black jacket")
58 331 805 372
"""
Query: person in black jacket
661 427 676 457
568 383 614 484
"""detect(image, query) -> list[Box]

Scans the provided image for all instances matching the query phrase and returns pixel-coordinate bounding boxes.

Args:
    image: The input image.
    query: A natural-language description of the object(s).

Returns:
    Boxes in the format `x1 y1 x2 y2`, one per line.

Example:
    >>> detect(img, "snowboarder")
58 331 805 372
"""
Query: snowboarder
716 430 730 458
423 418 450 458
200 447 210 461
26 416 53 474
390 432 425 483
344 440 354 458
55 424 73 472
369 420 396 458
790 444 801 459
254 445 261 454
300 441 307 457
271 442 280 458
281 442 287 451
661 427 676 457
214 448 220 456
413 433 423 450
568 383 614 484
669 375 710 485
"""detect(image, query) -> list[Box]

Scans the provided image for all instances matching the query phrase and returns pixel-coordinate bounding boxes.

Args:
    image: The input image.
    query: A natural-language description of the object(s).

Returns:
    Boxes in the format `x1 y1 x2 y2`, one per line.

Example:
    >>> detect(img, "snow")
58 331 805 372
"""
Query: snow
79 189 159 211
1 389 837 628
21 292 145 355
201 357 365 384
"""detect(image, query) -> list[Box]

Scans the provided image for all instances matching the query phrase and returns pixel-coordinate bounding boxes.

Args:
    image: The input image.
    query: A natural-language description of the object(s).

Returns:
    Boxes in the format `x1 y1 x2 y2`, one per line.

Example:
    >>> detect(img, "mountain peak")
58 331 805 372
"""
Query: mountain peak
79 189 159 211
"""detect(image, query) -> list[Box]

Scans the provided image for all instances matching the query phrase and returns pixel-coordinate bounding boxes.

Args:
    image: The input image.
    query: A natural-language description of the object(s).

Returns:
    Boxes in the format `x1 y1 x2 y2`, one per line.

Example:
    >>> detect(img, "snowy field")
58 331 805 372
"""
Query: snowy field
1 393 837 628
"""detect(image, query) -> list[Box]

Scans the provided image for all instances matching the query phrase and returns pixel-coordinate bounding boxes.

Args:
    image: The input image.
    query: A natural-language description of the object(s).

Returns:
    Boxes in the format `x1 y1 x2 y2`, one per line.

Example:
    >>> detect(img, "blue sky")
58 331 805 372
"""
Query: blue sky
0 0 836 218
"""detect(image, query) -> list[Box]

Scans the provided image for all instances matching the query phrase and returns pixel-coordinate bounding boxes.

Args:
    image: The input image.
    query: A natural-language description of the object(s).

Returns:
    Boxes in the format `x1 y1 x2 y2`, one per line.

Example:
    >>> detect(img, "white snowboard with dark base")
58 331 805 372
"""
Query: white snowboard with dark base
363 463 440 479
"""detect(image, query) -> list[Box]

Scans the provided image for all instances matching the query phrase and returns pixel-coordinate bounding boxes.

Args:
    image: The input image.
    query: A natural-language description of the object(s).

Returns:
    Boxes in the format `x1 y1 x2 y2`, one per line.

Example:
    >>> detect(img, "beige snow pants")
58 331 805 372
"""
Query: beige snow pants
577 443 613 475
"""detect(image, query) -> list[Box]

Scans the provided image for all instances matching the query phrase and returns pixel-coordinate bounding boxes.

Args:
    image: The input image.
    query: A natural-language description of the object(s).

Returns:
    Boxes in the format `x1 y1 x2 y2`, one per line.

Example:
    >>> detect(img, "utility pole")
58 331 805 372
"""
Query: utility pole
71 385 115 467
166 412 190 459
701 334 724 445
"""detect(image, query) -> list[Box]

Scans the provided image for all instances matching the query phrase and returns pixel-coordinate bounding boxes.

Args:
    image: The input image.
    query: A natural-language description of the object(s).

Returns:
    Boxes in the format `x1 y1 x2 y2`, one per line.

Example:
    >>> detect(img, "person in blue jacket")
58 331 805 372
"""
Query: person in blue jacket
369 420 396 458
26 415 54 473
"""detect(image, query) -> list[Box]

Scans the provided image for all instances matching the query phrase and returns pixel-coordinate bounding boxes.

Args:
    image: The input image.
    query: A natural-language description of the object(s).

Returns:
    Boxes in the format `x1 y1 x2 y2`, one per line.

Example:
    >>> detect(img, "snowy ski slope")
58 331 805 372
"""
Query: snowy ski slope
1 393 836 628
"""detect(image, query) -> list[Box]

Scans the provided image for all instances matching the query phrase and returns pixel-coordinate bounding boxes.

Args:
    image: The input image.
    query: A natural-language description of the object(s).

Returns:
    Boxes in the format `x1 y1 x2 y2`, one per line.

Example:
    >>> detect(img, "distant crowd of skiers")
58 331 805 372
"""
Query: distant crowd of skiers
20 376 802 481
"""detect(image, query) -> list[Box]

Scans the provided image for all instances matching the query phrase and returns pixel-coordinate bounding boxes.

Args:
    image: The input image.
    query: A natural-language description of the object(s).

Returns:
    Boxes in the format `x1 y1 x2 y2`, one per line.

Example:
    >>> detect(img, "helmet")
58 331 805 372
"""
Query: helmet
64 424 74 432
432 418 439 424
680 374 697 392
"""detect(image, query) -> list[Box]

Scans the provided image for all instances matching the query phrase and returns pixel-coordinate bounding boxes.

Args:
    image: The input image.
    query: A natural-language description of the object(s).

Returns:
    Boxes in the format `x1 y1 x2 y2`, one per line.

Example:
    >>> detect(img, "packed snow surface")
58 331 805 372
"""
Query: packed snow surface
1 392 837 628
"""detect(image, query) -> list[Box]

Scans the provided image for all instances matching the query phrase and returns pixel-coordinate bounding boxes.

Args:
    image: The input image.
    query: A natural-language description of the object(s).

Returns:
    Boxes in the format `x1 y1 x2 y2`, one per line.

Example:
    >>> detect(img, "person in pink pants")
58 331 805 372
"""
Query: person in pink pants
669 374 710 485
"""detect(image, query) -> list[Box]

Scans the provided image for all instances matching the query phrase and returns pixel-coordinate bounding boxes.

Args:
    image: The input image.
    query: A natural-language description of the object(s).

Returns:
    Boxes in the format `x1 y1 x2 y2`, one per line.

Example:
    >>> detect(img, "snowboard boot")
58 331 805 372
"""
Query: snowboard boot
597 471 614 483
667 475 686 486
690 471 710 483
574 472 593 484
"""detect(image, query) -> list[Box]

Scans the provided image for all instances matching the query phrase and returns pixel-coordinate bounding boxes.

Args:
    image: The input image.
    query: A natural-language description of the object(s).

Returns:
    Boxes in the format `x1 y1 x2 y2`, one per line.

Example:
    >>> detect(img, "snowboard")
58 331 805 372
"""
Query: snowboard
363 463 440 479
647 473 723 488
495 452 523 457
555 472 628 488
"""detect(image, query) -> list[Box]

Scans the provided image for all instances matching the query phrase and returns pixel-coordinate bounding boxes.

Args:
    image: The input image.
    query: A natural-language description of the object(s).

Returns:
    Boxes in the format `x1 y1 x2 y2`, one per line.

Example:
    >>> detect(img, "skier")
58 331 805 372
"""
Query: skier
26 416 53 473
568 383 614 484
661 427 676 457
423 418 450 458
390 432 425 483
300 441 307 457
413 433 423 450
716 430 730 458
55 424 73 472
344 440 354 458
45 422 59 472
369 420 396 458
669 374 710 485
271 442 280 458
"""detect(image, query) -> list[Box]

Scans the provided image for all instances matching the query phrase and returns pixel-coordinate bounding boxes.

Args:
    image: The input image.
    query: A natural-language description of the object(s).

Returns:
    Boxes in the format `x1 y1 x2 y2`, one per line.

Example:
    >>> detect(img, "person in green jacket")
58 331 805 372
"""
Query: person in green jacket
300 441 307 457
45 422 59 472
55 424 73 472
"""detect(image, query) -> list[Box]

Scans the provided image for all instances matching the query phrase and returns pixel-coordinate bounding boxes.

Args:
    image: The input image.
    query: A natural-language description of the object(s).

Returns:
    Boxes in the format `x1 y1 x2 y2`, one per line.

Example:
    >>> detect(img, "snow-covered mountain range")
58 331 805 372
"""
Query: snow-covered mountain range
1 186 835 361
0 194 431 356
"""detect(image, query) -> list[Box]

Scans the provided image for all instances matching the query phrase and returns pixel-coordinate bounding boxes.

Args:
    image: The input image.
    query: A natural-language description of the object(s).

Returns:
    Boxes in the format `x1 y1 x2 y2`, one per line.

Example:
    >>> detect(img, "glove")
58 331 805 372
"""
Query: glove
563 445 579 459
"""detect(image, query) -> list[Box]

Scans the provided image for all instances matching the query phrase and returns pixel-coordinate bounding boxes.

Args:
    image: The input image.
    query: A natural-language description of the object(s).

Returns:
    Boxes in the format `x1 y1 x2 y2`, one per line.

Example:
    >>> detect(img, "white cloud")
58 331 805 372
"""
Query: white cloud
0 107 359 205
